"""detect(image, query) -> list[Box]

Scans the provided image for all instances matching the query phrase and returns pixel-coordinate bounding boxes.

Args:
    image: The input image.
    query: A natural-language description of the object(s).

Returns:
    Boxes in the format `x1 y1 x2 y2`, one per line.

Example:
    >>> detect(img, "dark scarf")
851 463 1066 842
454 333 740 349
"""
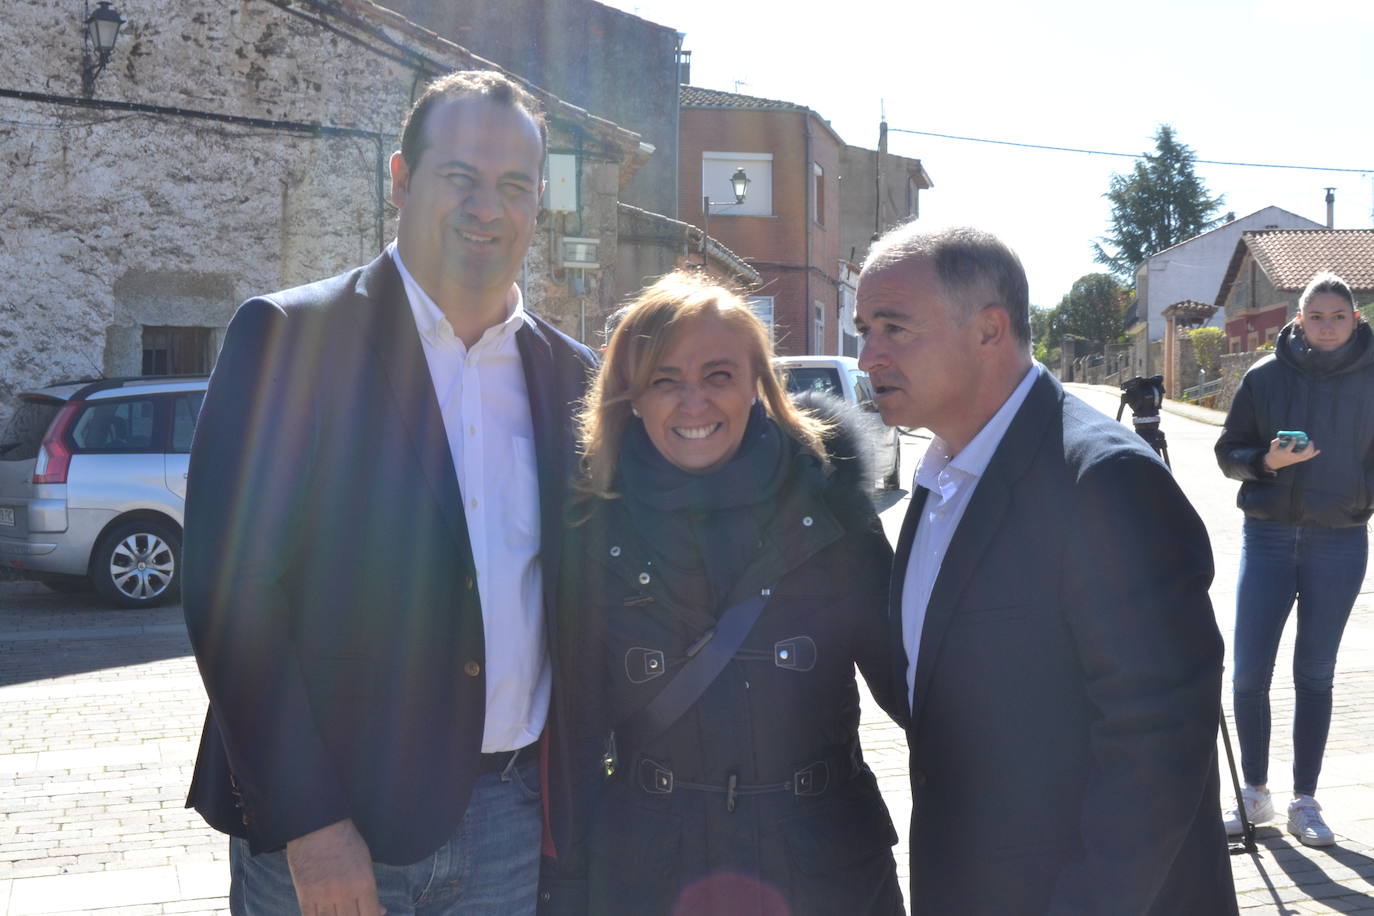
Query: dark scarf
1281 321 1374 377
619 401 792 612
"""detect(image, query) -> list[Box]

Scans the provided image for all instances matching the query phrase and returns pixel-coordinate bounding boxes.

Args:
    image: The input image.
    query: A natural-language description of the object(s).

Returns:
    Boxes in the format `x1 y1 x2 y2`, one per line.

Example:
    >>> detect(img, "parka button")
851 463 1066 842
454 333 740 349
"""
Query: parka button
464 661 481 677
638 572 651 585
610 546 622 557
802 516 814 527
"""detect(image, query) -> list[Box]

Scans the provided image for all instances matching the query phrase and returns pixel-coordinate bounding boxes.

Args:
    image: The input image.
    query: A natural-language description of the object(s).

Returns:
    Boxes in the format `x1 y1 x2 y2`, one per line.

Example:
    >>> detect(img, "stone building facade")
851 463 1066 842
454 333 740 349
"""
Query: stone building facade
0 0 651 420
1216 229 1374 354
373 0 682 218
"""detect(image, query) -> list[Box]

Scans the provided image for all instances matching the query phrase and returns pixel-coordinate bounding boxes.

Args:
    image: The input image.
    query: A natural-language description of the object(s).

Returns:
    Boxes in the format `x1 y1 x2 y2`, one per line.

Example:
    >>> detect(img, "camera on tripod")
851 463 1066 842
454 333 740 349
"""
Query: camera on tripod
1119 375 1165 422
1116 375 1169 466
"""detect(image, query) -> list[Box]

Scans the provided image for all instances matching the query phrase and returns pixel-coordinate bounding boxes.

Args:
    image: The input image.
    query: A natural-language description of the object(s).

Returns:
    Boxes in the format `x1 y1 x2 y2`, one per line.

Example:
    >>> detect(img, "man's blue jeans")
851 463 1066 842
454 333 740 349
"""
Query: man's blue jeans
229 752 542 915
1233 518 1367 796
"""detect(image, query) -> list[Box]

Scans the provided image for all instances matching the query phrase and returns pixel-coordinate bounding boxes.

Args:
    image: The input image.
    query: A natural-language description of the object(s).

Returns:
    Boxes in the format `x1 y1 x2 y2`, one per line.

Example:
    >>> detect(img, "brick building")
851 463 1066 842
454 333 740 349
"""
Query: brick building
678 86 847 356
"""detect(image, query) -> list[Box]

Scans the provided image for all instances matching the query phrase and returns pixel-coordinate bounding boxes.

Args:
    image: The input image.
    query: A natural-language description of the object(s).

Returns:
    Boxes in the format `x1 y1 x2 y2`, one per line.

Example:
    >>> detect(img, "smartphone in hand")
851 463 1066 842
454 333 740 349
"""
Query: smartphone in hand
1277 430 1310 453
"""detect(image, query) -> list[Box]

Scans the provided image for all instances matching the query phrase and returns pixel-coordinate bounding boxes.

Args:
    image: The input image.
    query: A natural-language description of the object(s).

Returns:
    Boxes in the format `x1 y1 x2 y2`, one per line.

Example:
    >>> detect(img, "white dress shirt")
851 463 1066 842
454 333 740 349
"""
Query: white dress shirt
392 242 550 753
903 363 1042 709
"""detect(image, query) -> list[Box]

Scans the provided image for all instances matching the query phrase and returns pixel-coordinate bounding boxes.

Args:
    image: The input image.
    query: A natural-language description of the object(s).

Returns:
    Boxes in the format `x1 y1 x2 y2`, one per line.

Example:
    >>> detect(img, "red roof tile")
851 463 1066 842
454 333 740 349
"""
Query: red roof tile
1244 229 1374 292
680 85 805 111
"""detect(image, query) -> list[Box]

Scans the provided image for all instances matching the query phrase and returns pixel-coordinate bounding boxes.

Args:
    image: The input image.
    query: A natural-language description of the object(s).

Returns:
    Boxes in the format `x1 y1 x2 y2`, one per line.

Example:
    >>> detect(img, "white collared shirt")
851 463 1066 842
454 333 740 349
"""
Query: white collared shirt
903 362 1042 709
391 242 549 753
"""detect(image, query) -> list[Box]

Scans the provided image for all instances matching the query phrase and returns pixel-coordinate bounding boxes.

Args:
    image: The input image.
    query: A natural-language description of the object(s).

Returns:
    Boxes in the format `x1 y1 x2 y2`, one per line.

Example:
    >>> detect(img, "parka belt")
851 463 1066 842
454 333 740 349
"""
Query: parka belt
634 749 856 811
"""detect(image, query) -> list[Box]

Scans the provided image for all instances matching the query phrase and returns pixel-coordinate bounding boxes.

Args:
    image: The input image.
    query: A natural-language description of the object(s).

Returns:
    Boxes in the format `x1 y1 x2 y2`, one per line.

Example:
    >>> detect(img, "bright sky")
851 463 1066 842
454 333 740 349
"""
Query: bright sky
601 0 1373 307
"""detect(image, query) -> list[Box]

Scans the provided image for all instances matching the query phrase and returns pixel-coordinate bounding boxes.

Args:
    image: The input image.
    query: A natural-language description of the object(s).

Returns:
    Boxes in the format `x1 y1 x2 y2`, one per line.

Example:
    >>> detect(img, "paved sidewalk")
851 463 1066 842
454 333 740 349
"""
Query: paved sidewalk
3 383 1374 913
0 594 228 914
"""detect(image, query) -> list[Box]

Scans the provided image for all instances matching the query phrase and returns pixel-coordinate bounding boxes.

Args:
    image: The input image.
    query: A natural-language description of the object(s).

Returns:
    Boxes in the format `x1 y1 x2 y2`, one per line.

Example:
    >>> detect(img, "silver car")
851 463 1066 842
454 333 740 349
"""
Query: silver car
0 376 207 607
774 356 903 490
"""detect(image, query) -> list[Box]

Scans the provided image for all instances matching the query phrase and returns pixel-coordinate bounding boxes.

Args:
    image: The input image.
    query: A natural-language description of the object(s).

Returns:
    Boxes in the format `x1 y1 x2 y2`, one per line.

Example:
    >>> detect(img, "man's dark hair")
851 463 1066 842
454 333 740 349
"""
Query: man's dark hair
399 70 548 170
864 224 1032 347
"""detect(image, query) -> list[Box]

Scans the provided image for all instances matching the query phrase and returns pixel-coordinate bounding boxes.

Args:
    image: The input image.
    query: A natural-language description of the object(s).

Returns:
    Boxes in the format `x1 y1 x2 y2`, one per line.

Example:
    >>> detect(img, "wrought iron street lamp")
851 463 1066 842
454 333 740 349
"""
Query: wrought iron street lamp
81 2 126 98
702 166 750 251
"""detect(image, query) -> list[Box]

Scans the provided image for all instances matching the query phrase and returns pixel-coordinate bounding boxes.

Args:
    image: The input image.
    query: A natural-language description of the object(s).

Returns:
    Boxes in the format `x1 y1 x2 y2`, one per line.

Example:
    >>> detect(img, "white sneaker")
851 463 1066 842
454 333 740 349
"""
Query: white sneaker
1223 785 1273 836
1287 796 1335 847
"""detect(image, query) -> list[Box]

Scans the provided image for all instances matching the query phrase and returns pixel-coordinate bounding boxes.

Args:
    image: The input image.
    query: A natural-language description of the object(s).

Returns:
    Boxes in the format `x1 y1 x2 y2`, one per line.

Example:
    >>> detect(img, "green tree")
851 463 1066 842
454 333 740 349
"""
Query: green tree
1057 273 1128 346
1030 305 1060 363
1093 125 1225 279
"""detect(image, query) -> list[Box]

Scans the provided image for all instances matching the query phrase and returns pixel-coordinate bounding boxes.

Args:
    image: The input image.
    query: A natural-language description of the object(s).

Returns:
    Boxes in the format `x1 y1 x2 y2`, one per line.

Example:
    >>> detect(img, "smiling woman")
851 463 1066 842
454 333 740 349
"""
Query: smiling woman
576 271 829 497
553 270 906 915
631 315 755 473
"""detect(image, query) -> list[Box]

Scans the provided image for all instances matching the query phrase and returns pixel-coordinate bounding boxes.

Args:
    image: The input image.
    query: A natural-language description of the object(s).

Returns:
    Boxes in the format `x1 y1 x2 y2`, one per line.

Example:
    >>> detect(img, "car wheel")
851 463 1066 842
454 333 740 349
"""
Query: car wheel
91 519 182 608
38 573 92 594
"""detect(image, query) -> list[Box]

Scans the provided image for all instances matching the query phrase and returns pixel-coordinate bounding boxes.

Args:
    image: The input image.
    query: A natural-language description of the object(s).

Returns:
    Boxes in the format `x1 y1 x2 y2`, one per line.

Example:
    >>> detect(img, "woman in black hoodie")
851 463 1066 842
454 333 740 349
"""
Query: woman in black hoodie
1215 272 1374 848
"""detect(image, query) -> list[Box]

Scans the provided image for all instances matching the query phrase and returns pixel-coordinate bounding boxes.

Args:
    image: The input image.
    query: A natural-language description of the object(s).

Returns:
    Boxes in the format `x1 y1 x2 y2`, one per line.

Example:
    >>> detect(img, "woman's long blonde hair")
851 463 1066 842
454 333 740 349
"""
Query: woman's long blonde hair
577 271 830 499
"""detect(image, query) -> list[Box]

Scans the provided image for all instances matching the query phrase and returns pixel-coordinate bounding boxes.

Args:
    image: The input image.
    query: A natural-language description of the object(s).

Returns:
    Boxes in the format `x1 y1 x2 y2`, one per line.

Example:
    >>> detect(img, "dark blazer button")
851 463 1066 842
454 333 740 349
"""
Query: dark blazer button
913 770 928 787
540 890 552 903
465 575 475 590
464 661 481 677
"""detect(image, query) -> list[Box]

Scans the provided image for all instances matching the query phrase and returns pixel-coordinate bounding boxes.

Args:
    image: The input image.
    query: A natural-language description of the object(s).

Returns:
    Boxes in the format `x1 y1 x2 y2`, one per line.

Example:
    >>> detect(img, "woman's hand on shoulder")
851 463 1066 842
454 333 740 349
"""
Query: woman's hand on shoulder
1262 437 1322 472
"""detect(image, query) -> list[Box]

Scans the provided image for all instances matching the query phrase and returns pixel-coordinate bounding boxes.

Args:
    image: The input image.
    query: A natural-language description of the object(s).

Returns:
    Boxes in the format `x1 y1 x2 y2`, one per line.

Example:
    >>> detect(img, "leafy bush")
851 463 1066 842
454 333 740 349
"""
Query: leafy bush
1188 326 1224 375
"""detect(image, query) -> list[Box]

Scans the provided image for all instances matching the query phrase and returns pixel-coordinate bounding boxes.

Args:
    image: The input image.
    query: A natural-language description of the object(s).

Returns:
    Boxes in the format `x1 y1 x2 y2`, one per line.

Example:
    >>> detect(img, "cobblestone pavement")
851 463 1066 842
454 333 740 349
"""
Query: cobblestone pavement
3 384 1373 914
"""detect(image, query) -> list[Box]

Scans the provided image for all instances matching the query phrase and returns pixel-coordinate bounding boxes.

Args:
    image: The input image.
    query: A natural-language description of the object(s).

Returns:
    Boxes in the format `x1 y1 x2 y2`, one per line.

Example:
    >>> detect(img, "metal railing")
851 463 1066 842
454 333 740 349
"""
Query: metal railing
1182 377 1224 400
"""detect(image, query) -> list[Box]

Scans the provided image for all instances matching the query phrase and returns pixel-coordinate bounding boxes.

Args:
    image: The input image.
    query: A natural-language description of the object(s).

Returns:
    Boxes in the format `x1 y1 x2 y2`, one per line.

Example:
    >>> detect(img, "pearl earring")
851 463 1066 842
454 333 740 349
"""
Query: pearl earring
631 406 641 417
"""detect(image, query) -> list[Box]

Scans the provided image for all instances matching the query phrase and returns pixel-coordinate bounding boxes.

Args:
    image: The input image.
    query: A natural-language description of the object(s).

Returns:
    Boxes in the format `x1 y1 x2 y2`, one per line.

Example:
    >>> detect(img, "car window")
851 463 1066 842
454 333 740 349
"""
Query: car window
782 367 842 397
170 391 205 453
0 399 62 461
851 372 877 407
70 398 158 453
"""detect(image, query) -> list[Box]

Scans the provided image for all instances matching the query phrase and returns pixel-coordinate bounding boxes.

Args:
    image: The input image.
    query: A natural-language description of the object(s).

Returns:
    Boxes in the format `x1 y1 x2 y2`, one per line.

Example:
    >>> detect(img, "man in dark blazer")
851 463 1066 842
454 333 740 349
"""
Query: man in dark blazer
183 71 595 915
854 225 1237 914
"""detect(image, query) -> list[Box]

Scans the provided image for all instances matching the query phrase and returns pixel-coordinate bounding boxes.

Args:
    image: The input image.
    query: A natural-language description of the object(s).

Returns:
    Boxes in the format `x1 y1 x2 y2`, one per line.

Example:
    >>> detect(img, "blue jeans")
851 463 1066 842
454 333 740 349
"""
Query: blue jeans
1233 518 1367 796
230 752 542 915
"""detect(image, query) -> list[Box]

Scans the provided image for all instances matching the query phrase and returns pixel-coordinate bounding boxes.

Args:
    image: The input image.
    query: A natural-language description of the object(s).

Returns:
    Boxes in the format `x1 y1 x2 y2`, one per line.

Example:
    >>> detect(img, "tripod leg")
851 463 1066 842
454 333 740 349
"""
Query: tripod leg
1219 703 1258 854
1160 444 1170 472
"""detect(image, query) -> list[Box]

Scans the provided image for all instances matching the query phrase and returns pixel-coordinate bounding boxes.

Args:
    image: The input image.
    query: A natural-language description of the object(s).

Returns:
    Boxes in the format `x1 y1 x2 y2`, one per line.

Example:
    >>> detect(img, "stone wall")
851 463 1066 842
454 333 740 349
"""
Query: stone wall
1 0 639 421
1217 349 1270 412
374 0 680 218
